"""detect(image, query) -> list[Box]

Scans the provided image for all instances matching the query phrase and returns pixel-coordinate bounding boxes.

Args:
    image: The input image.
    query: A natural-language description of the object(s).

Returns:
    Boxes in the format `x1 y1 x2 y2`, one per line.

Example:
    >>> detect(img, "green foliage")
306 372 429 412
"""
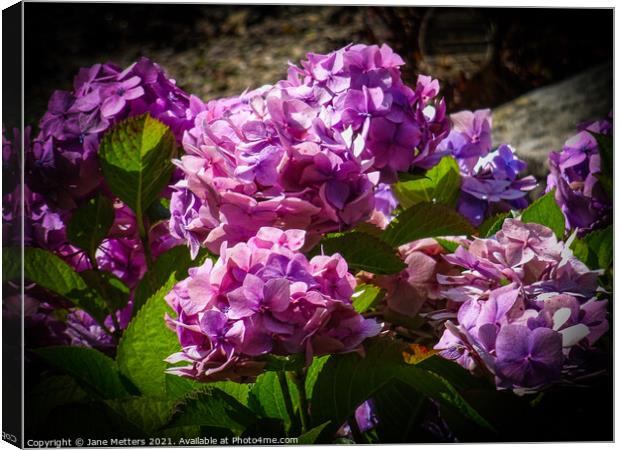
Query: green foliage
35 346 132 399
352 283 385 313
382 203 475 247
98 113 177 222
393 156 461 208
589 132 613 197
105 397 176 434
478 212 510 237
132 245 210 317
260 354 305 372
116 276 180 397
4 247 109 323
309 337 493 438
571 225 613 271
297 422 331 444
67 194 115 260
80 270 130 312
372 380 426 443
520 190 565 239
435 238 461 253
310 231 406 274
248 372 294 428
304 356 330 400
167 388 256 435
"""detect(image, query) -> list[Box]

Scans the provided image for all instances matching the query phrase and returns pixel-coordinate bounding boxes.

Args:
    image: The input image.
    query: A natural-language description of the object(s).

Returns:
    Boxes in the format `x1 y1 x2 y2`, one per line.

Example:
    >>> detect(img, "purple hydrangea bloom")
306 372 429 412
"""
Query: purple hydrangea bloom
436 109 537 226
458 145 537 226
281 44 450 181
434 218 608 391
546 116 612 234
337 400 379 437
438 109 493 174
28 58 194 206
165 227 381 382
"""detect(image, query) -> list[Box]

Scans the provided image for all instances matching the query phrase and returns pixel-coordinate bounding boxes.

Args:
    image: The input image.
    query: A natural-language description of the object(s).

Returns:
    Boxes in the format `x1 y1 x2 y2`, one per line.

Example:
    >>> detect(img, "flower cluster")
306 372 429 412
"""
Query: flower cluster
27 57 193 207
4 59 196 349
434 218 608 390
439 109 537 226
171 44 449 255
369 238 461 318
546 116 612 234
164 227 381 382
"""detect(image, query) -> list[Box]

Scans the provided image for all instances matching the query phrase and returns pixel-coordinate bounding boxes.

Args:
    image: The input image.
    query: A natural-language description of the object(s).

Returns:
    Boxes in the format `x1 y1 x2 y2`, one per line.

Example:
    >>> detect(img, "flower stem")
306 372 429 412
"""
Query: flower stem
277 371 297 435
290 370 310 434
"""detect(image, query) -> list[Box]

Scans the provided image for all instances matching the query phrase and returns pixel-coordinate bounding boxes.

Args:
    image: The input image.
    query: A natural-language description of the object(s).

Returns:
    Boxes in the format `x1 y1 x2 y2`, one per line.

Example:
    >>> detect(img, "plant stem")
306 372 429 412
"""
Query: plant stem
348 413 367 444
290 370 310 434
137 210 153 270
277 371 297 434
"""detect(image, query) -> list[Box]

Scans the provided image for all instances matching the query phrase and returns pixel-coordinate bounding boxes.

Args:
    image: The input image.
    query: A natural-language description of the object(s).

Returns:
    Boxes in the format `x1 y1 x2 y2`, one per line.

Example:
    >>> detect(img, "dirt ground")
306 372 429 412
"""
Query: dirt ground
23 5 612 144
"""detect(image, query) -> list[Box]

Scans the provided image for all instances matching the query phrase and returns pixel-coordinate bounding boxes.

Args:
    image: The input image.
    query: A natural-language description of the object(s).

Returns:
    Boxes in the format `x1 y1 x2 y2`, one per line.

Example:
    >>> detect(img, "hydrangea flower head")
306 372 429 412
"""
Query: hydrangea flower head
28 58 193 206
173 44 449 255
457 145 537 226
435 218 608 390
165 227 381 382
175 83 379 254
546 116 612 234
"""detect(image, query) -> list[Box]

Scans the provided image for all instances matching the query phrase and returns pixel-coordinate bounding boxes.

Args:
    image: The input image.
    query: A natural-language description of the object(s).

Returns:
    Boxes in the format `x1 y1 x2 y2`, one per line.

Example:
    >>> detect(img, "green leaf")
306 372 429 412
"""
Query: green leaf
393 156 461 208
571 237 591 265
260 353 306 372
105 397 176 433
168 388 256 435
67 194 114 260
116 276 180 397
435 238 461 254
297 421 331 444
478 212 510 238
309 337 493 437
305 355 330 400
520 190 565 239
4 247 108 323
309 231 406 275
352 283 384 313
146 198 171 223
26 375 90 432
79 270 130 312
589 132 613 197
372 379 426 443
35 346 131 399
98 113 177 218
382 203 476 247
584 225 613 270
133 246 211 317
248 372 293 427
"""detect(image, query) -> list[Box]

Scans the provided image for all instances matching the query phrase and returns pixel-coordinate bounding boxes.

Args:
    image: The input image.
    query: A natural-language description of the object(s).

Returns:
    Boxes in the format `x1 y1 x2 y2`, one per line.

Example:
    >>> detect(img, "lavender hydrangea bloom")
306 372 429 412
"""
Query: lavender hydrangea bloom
434 219 608 390
165 227 381 382
458 145 537 226
28 58 194 206
438 109 492 174
436 109 537 226
546 117 612 234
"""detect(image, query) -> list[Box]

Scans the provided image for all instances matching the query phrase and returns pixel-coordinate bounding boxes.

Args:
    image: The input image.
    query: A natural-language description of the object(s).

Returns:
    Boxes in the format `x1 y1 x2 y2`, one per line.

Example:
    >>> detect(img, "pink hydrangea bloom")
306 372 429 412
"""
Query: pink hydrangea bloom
165 227 381 382
434 219 608 390
173 44 449 255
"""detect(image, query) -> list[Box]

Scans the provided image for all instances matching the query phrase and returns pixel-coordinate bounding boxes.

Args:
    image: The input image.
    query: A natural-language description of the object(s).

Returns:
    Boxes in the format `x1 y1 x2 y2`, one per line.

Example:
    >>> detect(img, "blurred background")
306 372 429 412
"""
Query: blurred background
24 4 613 176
